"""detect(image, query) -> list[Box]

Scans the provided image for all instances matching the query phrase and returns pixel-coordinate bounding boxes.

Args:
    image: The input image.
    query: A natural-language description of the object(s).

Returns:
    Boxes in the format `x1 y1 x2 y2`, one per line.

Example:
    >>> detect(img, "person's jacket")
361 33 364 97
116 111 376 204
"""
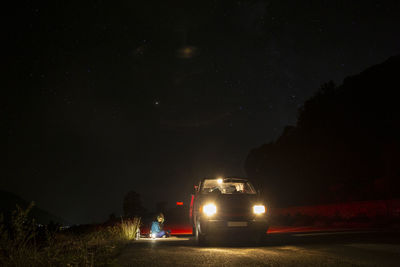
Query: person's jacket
151 221 161 233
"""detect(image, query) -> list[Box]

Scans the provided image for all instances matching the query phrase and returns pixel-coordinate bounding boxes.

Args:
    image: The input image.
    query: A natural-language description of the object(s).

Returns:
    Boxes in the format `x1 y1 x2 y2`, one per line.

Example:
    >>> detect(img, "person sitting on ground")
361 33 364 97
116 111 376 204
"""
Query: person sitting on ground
150 213 171 238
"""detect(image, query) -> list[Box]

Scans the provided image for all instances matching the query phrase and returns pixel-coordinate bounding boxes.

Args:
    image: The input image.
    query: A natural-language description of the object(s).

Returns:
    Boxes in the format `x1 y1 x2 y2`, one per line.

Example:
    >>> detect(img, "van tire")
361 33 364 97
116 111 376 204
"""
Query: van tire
195 221 206 245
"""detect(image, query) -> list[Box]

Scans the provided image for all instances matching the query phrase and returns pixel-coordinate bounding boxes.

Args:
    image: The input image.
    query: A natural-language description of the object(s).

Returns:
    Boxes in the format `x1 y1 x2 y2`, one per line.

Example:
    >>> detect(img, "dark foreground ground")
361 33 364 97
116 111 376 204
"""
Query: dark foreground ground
117 230 400 266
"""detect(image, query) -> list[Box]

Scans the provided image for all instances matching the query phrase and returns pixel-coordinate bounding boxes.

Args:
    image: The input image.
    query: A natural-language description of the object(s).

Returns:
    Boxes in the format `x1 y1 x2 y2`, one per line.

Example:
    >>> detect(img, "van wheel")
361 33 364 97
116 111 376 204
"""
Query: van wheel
195 221 206 245
256 233 268 245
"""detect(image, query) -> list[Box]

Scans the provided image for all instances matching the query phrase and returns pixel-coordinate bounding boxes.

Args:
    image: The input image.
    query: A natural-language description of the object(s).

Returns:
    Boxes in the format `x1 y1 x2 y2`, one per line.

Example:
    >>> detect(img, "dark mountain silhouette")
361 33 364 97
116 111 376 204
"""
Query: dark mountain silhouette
0 190 69 225
245 55 400 207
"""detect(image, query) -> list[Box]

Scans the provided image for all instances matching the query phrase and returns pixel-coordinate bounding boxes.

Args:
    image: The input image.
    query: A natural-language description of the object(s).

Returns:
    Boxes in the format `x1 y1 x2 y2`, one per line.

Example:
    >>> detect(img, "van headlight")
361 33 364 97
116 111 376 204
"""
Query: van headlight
253 205 266 215
203 203 217 216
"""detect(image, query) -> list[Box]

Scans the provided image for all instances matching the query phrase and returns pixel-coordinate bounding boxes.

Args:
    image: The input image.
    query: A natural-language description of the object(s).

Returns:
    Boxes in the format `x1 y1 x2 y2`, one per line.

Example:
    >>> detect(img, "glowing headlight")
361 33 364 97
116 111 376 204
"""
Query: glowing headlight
203 203 217 216
253 205 266 215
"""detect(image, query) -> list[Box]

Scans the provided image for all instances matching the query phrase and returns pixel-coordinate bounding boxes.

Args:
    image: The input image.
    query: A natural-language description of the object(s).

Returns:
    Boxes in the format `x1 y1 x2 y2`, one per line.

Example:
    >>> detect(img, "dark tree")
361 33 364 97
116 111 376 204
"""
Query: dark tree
156 201 168 214
108 213 116 221
123 191 145 218
245 55 400 206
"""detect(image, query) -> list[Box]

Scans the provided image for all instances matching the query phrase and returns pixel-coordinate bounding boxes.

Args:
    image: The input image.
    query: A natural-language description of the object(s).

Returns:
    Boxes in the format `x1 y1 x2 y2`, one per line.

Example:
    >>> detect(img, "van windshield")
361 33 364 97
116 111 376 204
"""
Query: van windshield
201 179 256 194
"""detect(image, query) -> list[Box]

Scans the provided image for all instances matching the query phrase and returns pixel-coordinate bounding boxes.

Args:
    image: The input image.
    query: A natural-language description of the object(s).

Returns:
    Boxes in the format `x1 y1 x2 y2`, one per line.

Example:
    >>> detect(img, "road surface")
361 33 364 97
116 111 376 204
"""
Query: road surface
117 230 400 266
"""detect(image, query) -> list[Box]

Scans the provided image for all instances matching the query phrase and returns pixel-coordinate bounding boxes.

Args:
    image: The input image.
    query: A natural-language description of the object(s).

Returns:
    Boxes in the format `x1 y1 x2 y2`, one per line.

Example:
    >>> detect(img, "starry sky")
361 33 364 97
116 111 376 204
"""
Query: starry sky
3 0 400 223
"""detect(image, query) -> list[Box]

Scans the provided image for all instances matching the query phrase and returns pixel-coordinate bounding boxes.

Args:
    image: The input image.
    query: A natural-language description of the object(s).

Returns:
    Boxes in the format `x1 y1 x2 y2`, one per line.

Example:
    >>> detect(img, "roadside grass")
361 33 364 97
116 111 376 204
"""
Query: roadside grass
0 203 140 266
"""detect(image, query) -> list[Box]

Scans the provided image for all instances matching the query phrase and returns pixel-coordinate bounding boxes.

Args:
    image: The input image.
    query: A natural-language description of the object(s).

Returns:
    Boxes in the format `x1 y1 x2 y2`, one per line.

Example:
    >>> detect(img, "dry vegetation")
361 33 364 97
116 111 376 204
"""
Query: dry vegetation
0 203 140 266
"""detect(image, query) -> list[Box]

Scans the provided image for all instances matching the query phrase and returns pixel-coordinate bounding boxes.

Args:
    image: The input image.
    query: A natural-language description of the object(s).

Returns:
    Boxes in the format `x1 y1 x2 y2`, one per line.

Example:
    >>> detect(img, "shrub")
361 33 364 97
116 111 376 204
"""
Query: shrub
120 217 141 240
0 203 140 266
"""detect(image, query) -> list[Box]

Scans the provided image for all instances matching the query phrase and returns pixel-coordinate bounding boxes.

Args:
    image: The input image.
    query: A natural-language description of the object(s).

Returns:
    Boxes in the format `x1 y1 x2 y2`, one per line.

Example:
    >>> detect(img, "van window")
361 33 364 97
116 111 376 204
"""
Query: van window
201 179 256 194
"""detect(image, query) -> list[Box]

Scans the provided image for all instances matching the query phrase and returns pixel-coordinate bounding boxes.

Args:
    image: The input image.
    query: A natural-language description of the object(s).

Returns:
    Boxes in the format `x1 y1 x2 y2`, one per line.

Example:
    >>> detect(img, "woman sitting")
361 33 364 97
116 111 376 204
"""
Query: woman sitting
150 213 170 238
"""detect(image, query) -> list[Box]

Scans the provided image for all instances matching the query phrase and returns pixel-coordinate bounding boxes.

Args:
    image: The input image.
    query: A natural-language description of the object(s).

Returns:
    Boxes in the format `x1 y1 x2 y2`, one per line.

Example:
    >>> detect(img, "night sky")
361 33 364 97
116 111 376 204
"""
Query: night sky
3 1 400 223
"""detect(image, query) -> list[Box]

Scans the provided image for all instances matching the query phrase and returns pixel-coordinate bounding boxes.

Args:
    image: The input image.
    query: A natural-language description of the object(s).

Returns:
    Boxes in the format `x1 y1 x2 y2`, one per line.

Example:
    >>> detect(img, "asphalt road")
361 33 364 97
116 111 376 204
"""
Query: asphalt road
117 230 400 266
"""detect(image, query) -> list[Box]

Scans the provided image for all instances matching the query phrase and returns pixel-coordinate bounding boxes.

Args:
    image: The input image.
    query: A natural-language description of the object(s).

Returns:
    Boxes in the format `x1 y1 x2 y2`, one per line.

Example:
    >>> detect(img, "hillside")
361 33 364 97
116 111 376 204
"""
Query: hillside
0 190 69 225
245 55 400 207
